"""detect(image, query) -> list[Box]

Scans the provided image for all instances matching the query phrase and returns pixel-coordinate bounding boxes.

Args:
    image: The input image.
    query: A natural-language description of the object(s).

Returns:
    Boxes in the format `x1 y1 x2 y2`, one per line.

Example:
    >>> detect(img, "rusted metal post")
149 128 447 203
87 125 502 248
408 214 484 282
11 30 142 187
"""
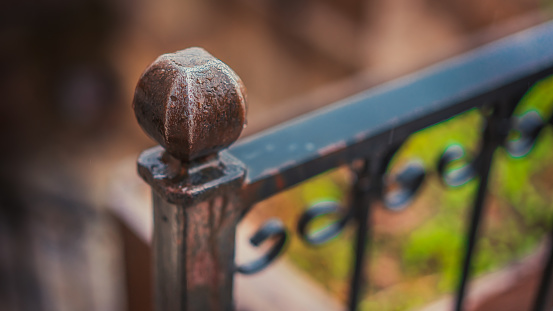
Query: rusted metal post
133 48 248 311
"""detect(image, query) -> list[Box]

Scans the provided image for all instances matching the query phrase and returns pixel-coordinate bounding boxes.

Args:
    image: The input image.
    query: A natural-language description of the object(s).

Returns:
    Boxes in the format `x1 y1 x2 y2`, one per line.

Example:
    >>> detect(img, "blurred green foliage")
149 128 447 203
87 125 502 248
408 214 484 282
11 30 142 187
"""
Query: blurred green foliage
279 75 553 310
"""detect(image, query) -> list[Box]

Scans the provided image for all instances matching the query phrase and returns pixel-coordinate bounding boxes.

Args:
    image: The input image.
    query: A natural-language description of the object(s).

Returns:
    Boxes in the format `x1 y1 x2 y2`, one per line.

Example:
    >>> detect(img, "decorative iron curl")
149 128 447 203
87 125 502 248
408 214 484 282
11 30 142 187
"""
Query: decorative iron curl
379 144 426 211
437 144 478 187
297 200 352 245
506 110 551 157
382 160 426 211
235 219 288 275
437 105 553 188
435 100 546 188
297 142 427 247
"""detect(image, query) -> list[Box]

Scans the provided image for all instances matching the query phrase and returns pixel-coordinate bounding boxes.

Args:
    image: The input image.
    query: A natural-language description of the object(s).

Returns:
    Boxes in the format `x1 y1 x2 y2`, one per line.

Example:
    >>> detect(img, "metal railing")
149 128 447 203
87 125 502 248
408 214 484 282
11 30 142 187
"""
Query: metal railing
133 21 553 311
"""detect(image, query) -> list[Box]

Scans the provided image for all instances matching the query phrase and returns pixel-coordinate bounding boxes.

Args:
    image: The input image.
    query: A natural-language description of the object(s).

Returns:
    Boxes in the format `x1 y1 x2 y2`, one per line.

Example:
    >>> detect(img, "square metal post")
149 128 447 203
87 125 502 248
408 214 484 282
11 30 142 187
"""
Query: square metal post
133 47 248 311
138 148 246 311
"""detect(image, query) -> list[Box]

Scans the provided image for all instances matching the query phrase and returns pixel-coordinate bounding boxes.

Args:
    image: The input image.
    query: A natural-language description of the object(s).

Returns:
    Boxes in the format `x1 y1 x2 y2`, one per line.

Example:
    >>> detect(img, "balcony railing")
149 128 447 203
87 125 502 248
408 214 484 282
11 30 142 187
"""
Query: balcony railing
133 21 553 311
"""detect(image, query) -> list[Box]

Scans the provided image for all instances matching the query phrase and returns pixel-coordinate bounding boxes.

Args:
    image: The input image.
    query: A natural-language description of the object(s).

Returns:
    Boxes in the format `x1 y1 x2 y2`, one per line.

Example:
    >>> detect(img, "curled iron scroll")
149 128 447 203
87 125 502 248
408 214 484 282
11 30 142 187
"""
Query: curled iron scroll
379 144 426 211
506 111 549 157
235 219 288 275
297 200 351 246
437 144 477 187
383 160 426 211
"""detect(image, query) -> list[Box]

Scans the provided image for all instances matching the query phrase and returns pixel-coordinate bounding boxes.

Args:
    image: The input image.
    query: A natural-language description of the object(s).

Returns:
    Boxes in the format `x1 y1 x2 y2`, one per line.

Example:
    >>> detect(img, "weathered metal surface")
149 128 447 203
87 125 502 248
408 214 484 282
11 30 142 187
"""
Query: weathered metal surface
229 21 553 205
153 192 241 311
134 48 248 311
133 47 247 161
137 147 246 206
134 22 553 311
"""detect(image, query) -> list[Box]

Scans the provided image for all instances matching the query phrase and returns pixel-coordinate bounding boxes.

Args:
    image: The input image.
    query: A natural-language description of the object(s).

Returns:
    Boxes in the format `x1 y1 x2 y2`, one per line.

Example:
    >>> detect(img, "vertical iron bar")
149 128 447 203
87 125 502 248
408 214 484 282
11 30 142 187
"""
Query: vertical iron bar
454 105 508 311
348 160 379 311
348 191 371 311
454 145 495 310
532 230 553 311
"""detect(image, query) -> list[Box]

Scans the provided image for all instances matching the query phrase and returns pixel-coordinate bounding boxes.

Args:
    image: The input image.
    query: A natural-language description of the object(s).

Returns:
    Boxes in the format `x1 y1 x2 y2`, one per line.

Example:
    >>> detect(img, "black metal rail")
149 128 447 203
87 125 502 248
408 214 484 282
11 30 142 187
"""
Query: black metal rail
230 21 553 204
135 21 553 311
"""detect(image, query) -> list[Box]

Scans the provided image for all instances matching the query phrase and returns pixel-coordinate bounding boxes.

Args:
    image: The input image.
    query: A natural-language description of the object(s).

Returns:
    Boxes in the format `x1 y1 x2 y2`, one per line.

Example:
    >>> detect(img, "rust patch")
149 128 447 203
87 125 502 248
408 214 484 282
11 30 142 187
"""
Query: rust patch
275 174 286 190
133 47 248 161
182 196 240 311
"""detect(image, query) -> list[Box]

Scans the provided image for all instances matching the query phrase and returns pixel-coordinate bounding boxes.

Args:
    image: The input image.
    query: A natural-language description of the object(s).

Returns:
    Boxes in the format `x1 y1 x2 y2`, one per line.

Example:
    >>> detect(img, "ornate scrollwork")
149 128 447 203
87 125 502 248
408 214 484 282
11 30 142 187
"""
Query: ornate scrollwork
383 160 426 211
235 219 288 275
240 92 553 273
297 200 352 245
506 110 550 157
376 143 426 211
437 105 553 189
437 144 477 187
297 145 427 247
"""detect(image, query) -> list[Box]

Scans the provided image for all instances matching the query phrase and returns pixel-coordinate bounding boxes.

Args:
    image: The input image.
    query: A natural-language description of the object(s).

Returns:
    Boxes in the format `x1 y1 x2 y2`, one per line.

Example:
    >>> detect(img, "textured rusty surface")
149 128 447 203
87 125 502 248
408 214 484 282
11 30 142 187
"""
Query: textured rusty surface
153 192 240 311
133 47 247 161
134 47 248 311
137 147 246 206
134 23 553 311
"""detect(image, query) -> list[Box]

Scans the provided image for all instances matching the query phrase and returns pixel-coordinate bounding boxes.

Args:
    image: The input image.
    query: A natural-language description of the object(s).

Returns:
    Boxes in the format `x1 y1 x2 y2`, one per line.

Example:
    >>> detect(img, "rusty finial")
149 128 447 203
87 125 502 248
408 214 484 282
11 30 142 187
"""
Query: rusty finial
133 47 247 161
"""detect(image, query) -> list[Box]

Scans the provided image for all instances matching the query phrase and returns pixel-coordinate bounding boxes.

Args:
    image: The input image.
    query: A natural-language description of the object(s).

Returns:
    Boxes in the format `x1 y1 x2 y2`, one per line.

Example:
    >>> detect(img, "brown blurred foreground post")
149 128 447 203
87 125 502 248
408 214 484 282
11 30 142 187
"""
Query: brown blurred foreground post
133 48 248 311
